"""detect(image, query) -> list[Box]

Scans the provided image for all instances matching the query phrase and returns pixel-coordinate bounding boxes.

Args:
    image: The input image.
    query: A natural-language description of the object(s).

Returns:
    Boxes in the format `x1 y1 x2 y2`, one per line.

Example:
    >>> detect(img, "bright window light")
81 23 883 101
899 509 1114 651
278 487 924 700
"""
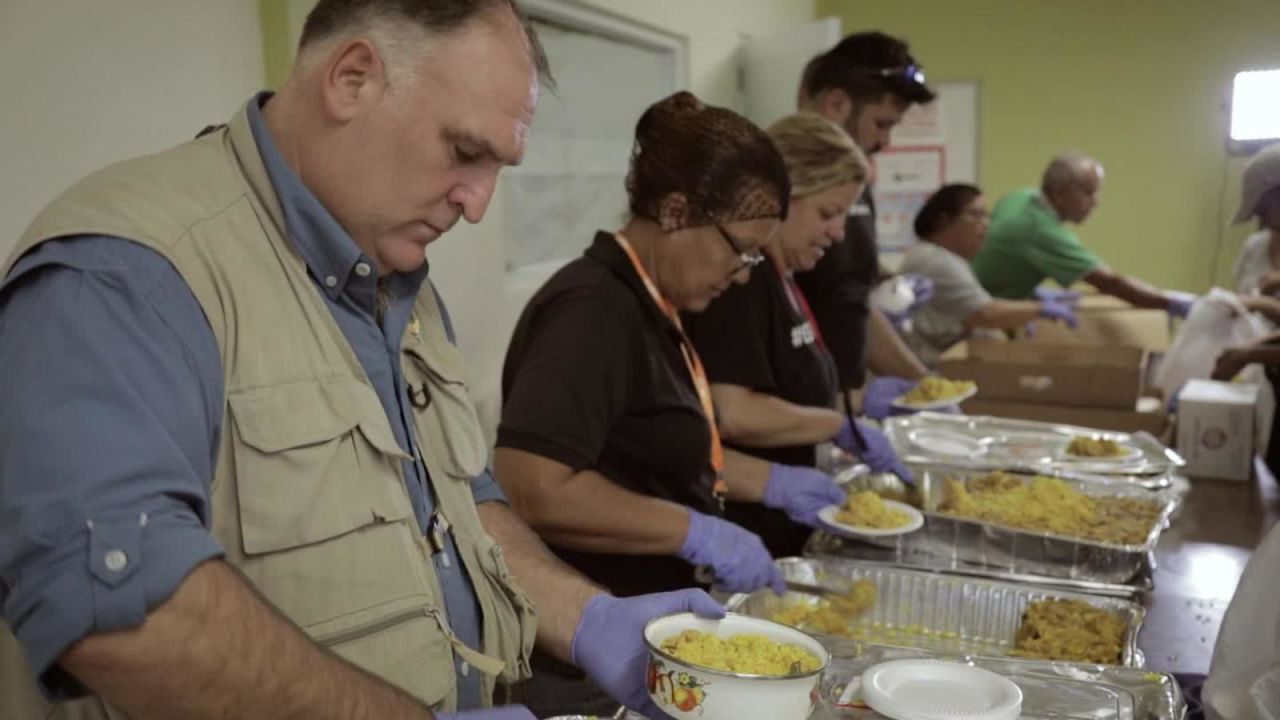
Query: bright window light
1231 69 1280 142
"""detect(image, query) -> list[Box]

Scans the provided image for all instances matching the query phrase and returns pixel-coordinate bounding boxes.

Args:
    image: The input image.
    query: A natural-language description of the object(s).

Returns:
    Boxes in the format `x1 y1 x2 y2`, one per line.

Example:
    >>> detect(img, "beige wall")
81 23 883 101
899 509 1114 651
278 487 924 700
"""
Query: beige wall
265 0 818 437
0 0 264 257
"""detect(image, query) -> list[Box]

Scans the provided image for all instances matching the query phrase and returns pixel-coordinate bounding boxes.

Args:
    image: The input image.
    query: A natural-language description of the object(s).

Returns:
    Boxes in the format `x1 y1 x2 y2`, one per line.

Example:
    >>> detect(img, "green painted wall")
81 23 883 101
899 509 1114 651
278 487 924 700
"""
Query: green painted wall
818 0 1280 291
259 0 294 90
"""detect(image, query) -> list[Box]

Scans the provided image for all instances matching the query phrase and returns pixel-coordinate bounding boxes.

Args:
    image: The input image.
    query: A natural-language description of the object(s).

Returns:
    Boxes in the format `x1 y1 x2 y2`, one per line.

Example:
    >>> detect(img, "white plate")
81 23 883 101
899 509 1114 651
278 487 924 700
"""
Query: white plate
817 500 925 538
907 429 987 459
861 659 1023 720
891 384 978 411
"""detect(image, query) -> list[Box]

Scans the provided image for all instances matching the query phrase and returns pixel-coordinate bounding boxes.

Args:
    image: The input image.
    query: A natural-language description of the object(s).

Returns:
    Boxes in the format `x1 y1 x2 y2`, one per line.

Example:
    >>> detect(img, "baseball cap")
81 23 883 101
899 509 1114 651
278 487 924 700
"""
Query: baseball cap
1235 142 1280 223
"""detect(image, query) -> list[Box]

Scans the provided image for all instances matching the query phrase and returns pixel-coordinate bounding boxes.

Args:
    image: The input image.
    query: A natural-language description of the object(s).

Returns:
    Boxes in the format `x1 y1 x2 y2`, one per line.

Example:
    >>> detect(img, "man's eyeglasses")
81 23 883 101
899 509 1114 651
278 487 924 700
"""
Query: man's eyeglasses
856 64 927 88
717 225 766 273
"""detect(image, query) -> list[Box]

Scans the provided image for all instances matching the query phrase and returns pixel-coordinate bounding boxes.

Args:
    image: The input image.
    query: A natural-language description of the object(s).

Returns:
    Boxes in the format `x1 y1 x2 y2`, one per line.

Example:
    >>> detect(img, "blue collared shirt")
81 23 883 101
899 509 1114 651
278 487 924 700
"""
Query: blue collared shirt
0 94 502 705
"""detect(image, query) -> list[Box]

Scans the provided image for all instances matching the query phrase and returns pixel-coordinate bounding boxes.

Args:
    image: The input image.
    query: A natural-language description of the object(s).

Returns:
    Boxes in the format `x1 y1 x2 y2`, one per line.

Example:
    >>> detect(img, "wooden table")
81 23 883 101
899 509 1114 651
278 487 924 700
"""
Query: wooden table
1139 460 1280 675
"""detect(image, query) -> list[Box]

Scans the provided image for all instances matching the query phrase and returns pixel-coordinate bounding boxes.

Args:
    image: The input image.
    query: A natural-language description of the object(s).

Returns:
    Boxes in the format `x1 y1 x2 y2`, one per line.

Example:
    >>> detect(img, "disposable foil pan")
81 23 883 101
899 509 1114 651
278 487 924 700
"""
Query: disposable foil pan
726 557 1146 668
884 412 1184 486
803 531 1156 598
812 645 1185 720
856 466 1178 584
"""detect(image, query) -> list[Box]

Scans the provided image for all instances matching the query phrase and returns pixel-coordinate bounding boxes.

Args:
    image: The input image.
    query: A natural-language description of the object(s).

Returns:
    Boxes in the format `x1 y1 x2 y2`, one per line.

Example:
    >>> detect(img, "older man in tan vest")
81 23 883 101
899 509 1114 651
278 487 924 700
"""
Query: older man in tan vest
0 1 721 719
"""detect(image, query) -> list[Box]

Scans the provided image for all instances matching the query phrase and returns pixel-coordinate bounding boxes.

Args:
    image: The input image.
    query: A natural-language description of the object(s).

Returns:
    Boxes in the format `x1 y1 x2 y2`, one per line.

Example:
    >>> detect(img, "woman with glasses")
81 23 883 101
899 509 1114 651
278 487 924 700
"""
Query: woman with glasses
495 92 829 716
683 113 910 558
897 183 1078 366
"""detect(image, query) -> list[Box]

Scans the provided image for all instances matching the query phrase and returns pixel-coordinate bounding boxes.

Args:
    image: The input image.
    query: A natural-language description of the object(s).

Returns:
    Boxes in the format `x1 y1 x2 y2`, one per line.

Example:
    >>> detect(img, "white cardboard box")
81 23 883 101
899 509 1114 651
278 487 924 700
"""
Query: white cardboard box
1176 379 1259 481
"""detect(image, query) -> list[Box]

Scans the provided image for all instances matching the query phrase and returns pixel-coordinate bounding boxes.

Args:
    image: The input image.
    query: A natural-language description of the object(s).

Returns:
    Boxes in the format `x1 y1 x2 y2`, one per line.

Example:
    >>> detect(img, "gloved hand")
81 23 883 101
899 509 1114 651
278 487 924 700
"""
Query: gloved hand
1039 295 1079 327
861 376 917 420
1167 291 1197 318
903 274 935 308
834 419 914 484
1033 286 1082 304
436 708 537 720
677 511 784 595
762 463 847 527
879 274 935 324
572 590 726 720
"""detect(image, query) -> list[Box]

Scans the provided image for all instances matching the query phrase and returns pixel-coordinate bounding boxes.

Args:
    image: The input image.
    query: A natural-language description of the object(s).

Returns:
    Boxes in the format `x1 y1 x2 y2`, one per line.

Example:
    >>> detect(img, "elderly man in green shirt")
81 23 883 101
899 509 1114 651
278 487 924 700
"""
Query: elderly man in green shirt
972 153 1195 316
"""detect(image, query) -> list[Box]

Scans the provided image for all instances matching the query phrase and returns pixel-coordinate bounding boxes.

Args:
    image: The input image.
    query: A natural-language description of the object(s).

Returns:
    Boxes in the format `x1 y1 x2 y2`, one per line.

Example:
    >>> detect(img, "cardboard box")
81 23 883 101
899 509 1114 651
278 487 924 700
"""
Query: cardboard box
940 339 1148 409
1021 294 1173 353
962 397 1171 439
1175 379 1258 482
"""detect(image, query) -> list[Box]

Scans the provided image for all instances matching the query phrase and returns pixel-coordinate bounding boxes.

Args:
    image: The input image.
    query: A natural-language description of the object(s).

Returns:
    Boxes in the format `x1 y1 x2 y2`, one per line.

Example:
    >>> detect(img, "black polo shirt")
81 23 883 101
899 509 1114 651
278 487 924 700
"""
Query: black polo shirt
794 185 880 390
498 231 719 597
683 263 839 558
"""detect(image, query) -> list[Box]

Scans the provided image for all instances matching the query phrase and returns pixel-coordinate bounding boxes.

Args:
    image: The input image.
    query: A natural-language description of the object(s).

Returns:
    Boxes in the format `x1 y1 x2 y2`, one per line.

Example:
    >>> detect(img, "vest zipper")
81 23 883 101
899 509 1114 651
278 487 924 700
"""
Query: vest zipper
316 606 431 647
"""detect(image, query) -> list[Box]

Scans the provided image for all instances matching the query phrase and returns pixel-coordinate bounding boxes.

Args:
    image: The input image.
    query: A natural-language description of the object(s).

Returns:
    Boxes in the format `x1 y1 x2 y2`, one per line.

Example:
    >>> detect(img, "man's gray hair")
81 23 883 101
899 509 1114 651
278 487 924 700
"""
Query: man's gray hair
297 0 552 90
1042 152 1101 195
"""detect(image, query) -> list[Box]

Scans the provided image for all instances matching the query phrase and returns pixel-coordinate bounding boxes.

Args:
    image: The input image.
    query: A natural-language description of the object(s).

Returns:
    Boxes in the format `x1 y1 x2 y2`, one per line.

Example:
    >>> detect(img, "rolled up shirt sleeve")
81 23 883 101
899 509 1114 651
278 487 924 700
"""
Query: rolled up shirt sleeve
0 236 225 698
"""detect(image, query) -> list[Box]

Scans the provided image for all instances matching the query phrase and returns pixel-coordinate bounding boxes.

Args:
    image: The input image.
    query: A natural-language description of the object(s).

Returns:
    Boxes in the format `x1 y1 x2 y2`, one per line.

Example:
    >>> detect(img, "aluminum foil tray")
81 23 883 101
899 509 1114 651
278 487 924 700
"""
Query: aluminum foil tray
804 531 1156 598
727 557 1146 668
884 412 1184 486
858 466 1177 584
812 646 1185 720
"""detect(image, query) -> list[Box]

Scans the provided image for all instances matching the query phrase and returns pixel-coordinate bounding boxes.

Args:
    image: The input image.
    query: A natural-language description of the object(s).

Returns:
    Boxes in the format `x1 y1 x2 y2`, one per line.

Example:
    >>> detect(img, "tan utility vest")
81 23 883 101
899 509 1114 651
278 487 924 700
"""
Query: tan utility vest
0 104 535 719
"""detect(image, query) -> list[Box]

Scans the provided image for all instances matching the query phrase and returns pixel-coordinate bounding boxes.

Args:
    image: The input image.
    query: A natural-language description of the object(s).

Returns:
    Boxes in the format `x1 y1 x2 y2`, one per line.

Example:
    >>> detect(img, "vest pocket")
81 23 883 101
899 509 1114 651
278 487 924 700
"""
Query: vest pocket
311 597 456 708
402 337 489 479
229 376 414 554
473 535 538 684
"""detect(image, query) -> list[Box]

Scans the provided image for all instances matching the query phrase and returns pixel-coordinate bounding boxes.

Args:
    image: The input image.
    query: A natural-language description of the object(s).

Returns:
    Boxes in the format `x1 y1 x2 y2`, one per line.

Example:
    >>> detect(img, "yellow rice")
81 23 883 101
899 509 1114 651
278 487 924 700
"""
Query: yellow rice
660 630 820 676
836 491 911 529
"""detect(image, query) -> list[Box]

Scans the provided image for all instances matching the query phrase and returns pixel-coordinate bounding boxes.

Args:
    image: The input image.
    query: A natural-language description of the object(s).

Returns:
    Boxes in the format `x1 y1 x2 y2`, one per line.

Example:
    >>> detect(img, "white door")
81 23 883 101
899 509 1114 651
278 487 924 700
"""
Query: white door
740 17 842 128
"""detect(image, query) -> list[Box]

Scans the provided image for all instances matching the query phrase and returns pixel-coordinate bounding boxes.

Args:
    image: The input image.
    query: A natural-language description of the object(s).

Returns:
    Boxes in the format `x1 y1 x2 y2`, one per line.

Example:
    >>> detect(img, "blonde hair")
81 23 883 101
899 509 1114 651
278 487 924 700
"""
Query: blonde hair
767 112 869 198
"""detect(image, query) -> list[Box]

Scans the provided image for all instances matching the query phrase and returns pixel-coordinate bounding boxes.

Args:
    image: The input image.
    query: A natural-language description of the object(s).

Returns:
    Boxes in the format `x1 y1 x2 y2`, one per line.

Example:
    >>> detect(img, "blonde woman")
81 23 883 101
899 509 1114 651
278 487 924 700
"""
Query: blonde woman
684 112 912 558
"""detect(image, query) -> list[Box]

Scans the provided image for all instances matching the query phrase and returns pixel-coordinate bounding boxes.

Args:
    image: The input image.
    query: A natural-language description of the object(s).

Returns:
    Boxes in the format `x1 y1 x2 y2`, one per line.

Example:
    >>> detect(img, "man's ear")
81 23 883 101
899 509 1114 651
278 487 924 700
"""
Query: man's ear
318 38 386 123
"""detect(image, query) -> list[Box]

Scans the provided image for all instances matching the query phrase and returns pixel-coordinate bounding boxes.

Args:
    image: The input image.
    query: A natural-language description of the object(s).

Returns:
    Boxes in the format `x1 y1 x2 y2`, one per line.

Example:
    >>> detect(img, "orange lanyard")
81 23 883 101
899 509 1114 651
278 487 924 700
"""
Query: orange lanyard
614 232 727 499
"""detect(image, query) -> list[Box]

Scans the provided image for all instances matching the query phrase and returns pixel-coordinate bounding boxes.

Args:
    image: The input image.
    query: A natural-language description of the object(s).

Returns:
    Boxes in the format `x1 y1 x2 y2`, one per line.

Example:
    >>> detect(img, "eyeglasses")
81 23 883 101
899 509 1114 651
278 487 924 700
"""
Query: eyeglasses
717 225 766 273
856 64 927 88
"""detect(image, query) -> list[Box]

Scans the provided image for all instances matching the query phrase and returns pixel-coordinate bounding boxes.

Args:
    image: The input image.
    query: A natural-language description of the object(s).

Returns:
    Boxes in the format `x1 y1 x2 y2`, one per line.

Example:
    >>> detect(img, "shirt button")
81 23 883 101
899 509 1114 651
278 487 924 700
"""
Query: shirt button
355 262 372 277
460 661 470 677
324 275 338 288
104 549 129 572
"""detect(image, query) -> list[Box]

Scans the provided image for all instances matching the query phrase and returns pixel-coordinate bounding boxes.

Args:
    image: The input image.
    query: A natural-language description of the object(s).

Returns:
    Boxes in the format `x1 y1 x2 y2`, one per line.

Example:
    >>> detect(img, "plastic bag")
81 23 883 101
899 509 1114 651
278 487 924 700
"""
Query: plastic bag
1205 524 1280 719
1154 288 1274 451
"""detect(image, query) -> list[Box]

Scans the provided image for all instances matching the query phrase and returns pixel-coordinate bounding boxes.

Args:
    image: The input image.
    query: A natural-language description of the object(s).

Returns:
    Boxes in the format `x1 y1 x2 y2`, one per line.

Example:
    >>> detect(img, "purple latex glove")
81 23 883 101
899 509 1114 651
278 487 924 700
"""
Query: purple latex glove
572 590 726 720
1166 291 1197 318
1039 296 1079 327
1032 286 1082 304
677 511 784 595
437 708 536 720
834 419 915 484
762 463 847 527
862 376 917 420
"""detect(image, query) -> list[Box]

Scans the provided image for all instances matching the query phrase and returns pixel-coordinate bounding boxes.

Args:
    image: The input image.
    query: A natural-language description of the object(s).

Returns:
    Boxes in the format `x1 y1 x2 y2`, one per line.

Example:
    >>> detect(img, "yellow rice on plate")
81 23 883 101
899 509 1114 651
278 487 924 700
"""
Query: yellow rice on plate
835 491 911 529
660 630 821 676
899 376 976 405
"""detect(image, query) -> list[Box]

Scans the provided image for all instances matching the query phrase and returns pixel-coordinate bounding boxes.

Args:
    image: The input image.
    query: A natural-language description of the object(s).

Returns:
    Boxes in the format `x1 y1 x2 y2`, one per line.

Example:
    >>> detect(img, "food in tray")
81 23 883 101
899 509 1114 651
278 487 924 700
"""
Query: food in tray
835 491 912 529
659 630 822 676
770 579 877 636
898 376 976 405
1013 598 1126 664
938 472 1163 545
1066 436 1128 458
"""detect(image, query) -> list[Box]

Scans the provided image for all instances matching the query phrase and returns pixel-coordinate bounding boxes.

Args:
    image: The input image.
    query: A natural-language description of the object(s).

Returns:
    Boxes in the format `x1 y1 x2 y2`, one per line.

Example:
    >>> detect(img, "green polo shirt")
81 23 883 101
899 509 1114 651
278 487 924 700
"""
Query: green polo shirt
971 188 1102 299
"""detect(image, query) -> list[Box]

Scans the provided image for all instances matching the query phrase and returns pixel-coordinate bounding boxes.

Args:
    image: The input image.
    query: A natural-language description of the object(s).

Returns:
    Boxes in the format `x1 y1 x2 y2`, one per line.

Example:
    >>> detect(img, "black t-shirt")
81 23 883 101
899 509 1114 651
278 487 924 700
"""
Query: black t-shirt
498 232 718 597
794 186 880 390
683 263 839 557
